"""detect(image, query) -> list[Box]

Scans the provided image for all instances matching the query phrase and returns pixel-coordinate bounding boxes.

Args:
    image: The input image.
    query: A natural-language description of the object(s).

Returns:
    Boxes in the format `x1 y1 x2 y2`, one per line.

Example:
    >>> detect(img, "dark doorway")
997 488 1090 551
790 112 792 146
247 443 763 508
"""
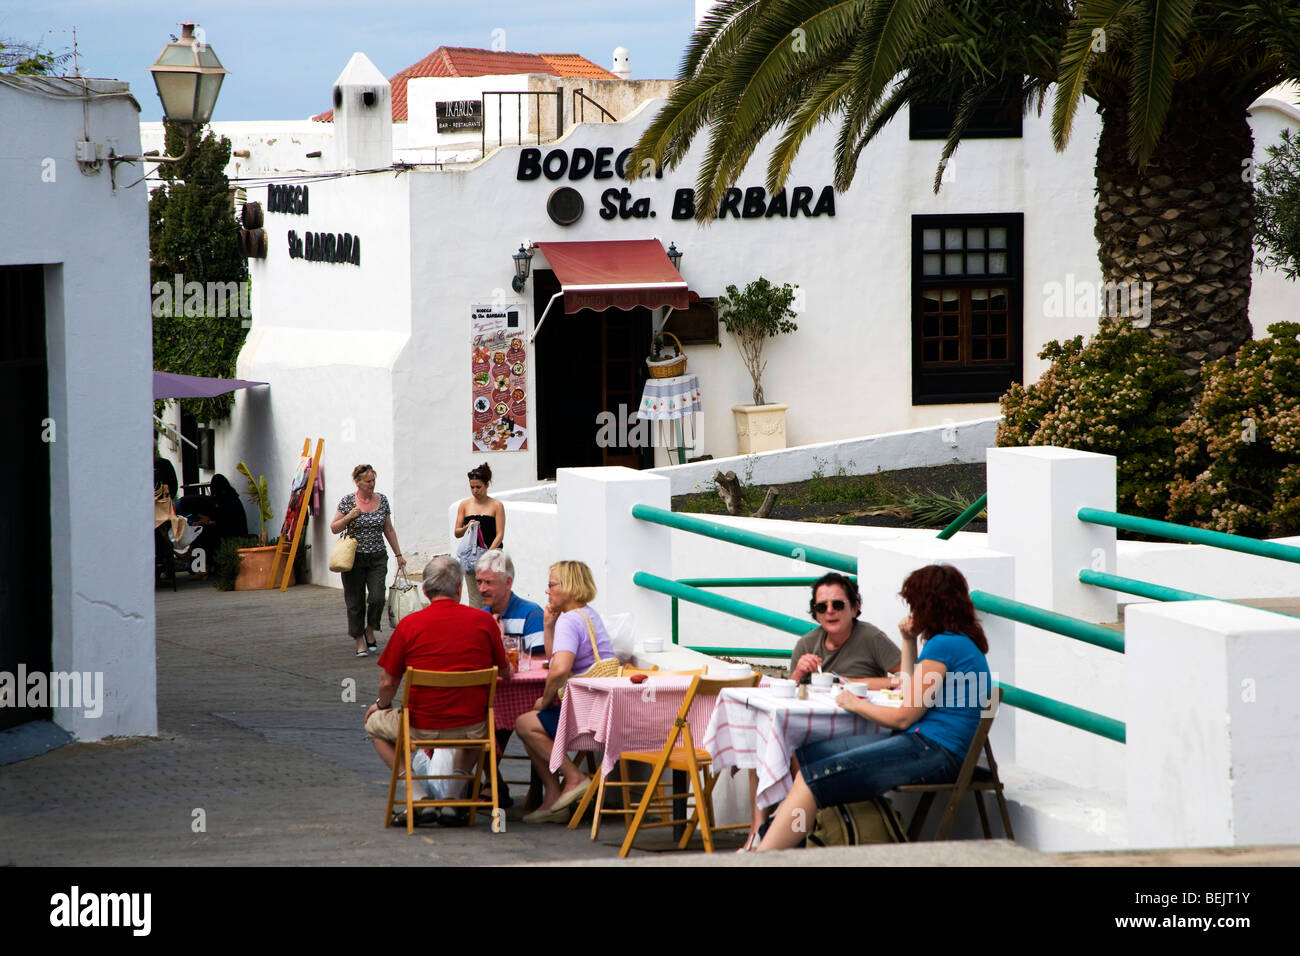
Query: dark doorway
0 265 53 730
533 269 654 480
180 409 200 490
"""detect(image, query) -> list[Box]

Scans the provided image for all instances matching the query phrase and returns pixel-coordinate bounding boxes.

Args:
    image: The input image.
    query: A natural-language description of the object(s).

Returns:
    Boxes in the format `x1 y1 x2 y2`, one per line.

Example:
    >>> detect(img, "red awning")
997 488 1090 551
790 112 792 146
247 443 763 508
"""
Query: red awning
536 239 690 313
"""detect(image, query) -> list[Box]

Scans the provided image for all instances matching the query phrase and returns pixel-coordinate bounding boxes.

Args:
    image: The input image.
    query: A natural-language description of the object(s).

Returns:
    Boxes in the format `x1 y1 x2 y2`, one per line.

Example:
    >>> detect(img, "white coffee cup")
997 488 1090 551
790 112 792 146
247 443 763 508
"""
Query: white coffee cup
846 682 869 697
770 678 797 698
810 672 834 690
643 638 664 653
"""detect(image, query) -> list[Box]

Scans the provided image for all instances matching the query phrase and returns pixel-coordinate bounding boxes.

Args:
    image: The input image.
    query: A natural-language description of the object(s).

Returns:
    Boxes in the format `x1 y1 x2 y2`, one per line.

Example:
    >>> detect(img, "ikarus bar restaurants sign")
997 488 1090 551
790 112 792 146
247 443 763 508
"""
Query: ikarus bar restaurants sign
437 99 483 133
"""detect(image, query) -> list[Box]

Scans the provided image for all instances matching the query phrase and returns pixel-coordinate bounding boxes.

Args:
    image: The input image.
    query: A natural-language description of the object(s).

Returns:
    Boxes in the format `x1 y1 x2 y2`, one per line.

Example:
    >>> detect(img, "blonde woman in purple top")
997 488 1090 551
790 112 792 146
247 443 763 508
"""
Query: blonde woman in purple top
514 560 614 822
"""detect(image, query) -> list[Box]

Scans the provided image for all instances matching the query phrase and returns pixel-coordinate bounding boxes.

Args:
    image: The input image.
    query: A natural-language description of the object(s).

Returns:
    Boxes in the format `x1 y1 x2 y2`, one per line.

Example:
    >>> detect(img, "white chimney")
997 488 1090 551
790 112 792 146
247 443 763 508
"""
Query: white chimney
332 52 392 170
612 46 631 80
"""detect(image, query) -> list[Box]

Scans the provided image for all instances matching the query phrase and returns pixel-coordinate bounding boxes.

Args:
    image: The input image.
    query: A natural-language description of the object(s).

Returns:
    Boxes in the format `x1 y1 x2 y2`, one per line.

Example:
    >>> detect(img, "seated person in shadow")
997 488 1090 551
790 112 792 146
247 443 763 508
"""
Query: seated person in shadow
177 473 248 570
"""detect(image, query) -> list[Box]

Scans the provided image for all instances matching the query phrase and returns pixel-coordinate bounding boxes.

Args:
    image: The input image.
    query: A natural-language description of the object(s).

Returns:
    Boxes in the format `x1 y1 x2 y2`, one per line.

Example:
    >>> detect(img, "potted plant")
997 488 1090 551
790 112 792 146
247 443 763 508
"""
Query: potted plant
232 461 285 590
716 277 799 453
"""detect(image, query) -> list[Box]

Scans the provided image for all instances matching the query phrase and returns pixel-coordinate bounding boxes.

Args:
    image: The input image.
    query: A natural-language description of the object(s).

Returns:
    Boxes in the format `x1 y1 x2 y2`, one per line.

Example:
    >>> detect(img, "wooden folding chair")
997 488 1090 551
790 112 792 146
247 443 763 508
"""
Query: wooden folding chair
616 671 761 857
894 686 1013 841
572 667 709 837
383 666 500 835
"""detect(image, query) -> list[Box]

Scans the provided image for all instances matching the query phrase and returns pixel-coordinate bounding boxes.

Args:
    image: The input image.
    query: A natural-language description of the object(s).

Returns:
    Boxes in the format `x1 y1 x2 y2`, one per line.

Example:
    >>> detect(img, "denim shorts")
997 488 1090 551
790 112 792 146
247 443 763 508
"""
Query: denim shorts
536 704 562 739
797 730 963 809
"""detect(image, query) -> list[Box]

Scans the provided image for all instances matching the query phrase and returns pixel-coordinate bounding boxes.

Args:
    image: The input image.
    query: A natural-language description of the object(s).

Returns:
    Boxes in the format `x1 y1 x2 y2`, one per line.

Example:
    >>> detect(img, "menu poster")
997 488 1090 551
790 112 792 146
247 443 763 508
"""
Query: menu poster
470 303 528 451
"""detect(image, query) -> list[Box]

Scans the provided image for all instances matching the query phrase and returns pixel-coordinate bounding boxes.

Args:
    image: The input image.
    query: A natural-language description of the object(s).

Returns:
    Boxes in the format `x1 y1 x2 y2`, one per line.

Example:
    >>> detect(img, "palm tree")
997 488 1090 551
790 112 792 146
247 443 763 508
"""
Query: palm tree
629 0 1300 376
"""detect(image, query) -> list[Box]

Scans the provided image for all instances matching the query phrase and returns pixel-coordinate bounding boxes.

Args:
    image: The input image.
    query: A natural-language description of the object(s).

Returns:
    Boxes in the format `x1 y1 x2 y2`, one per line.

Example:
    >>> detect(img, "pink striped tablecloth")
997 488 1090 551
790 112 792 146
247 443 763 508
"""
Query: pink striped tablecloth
703 687 887 809
550 676 713 777
494 667 548 732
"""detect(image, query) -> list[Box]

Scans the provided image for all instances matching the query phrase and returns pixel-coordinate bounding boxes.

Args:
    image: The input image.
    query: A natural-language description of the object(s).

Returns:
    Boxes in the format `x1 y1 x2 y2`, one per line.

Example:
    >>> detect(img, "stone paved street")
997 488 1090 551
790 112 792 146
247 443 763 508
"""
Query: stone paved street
1 580 623 866
5 579 1295 868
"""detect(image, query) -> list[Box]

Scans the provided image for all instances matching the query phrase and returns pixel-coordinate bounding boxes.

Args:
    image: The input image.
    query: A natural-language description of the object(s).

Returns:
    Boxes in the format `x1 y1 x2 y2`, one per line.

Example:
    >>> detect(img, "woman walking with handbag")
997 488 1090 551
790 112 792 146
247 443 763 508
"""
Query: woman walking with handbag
331 463 406 657
514 560 618 822
453 462 505 608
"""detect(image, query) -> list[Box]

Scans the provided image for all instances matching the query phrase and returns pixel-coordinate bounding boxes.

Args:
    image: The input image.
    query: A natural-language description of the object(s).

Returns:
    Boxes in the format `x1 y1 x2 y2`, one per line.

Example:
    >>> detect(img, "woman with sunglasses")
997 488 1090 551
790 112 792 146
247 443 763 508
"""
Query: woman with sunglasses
789 573 900 686
757 564 992 851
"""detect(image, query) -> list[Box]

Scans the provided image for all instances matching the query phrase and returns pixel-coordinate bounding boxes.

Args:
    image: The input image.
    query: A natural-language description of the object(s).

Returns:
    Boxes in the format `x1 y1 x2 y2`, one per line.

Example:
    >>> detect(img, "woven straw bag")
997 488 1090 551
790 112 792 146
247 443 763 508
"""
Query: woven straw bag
559 609 620 698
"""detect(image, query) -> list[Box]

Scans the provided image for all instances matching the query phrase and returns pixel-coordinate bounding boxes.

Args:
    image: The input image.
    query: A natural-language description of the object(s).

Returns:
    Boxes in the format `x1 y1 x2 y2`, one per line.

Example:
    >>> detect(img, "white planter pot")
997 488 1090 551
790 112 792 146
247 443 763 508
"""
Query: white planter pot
732 403 789 454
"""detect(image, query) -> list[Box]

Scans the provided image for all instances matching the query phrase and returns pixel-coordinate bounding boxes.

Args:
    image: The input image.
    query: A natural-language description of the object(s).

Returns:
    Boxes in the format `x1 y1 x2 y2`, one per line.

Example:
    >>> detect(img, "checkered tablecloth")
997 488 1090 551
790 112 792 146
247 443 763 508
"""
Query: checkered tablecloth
494 667 548 732
551 676 718 777
704 687 887 809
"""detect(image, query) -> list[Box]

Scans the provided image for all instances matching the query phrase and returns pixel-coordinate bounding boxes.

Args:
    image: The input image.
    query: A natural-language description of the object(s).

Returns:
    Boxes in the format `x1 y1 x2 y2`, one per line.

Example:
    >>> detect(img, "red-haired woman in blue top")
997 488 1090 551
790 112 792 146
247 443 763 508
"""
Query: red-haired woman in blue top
758 564 992 851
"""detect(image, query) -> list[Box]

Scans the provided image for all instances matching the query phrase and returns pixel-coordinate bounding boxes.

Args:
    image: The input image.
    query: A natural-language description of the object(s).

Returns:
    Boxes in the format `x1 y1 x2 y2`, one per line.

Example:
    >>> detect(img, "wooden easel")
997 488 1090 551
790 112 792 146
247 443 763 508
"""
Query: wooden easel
269 438 323 592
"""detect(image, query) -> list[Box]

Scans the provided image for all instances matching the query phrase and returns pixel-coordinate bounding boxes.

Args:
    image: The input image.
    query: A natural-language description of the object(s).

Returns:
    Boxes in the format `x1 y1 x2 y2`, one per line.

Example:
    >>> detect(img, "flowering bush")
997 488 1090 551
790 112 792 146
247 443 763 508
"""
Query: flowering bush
1168 322 1300 536
997 321 1190 517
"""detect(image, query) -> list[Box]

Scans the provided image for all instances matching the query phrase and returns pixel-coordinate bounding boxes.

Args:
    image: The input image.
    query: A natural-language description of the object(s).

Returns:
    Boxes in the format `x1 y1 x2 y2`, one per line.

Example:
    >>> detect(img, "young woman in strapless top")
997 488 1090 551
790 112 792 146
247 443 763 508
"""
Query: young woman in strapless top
454 461 505 608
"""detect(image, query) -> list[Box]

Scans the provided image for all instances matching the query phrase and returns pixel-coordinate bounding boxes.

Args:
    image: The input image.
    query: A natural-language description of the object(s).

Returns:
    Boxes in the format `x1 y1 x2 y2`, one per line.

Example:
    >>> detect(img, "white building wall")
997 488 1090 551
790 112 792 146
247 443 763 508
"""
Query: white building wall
226 80 1299 585
222 172 412 583
1 78 156 739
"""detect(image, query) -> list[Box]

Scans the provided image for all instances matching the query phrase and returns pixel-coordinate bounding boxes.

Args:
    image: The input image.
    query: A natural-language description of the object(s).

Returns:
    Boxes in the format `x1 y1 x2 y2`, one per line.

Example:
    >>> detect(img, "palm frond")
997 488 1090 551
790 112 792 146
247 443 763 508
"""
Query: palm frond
1053 0 1139 150
1127 0 1197 165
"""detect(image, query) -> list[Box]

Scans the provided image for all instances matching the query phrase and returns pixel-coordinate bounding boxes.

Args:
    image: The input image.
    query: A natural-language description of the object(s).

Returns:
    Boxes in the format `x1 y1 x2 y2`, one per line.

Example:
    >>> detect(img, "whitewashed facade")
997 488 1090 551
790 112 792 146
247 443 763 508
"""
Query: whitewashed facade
208 54 1298 586
1 76 156 741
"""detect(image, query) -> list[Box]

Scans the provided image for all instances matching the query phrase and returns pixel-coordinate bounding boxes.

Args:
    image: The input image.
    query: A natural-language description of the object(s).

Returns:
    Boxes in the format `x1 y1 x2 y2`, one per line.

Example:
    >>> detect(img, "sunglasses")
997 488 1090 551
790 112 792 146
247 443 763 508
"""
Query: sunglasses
814 599 847 614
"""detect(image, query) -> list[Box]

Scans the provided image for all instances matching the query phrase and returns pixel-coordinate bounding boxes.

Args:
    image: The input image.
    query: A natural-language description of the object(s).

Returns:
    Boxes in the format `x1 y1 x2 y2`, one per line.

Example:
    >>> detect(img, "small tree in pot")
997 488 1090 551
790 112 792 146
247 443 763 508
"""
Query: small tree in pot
716 277 799 406
716 277 799 454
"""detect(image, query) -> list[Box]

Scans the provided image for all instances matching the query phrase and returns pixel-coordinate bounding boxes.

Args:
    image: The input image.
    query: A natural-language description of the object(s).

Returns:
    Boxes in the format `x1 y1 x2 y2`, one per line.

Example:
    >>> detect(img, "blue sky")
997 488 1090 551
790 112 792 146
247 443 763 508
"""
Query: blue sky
2 1 697 121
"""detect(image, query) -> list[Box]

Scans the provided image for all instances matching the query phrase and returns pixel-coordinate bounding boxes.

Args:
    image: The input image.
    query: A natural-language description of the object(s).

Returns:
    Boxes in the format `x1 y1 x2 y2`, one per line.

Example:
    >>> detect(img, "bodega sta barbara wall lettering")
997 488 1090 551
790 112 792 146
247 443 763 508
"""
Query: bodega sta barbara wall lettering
516 146 836 221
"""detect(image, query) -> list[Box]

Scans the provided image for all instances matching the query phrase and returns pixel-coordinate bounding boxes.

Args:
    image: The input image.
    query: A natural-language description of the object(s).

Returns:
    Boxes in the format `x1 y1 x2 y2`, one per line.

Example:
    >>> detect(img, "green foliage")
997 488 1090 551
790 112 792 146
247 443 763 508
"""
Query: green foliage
997 322 1191 518
1168 323 1300 536
150 123 249 423
629 1 1299 213
212 535 259 591
1255 129 1300 281
716 277 799 405
0 39 72 75
236 462 273 543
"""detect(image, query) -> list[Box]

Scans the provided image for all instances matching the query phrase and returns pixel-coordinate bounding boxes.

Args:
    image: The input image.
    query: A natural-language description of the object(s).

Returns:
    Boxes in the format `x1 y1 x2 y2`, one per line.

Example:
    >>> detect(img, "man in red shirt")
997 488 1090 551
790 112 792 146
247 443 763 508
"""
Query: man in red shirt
364 555 512 820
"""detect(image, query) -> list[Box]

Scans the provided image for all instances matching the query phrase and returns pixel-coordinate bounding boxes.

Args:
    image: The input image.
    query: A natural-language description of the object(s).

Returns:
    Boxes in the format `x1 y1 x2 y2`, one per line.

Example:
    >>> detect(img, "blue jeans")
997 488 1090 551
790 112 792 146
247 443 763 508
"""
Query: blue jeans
797 730 963 808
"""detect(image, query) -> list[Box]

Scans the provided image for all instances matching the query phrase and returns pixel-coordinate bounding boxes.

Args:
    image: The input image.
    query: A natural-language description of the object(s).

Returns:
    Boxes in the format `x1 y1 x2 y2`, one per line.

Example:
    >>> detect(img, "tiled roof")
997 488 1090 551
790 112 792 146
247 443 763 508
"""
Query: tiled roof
313 46 616 122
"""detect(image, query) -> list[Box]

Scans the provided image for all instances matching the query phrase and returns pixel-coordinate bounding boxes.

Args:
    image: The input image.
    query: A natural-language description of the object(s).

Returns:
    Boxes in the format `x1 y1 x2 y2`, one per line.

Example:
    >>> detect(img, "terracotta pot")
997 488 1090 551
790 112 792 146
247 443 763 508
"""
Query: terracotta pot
235 545 296 590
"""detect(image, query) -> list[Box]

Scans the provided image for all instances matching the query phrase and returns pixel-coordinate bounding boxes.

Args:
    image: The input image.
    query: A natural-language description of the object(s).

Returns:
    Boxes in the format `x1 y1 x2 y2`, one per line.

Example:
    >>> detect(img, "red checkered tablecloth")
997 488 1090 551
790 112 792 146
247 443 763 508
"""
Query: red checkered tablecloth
703 687 887 809
551 676 717 777
494 666 549 732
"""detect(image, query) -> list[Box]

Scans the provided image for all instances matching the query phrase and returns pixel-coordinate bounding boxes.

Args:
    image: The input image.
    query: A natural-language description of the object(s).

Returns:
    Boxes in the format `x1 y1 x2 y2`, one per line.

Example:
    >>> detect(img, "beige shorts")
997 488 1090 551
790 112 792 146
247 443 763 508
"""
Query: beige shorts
365 706 488 743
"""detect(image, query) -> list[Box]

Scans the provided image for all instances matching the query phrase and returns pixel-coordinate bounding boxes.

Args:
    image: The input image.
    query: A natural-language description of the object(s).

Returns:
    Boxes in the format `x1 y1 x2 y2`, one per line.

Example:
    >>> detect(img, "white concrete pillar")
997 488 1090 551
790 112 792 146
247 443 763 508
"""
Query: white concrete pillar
857 538 1017 764
987 446 1117 622
1126 600 1300 848
557 467 672 641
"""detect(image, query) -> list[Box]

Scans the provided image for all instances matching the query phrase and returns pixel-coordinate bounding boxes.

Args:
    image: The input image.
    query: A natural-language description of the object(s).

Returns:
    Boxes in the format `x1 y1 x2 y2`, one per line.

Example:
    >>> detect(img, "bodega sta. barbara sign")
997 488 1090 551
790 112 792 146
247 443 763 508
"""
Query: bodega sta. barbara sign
516 146 836 221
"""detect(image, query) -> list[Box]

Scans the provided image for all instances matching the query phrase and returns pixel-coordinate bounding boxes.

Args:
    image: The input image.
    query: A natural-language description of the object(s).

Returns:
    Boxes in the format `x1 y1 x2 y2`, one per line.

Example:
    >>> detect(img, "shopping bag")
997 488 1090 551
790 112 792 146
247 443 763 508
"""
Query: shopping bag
328 532 357 572
387 570 428 629
411 747 464 800
456 519 486 576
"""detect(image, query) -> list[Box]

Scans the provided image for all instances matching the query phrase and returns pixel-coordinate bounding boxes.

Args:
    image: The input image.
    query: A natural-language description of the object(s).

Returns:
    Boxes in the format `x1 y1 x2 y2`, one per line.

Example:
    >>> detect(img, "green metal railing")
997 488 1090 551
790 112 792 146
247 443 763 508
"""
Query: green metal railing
632 502 1129 738
998 682 1126 743
631 504 857 573
936 492 987 540
1078 507 1300 563
635 571 805 659
970 589 1124 654
1078 569 1212 603
1078 568 1299 620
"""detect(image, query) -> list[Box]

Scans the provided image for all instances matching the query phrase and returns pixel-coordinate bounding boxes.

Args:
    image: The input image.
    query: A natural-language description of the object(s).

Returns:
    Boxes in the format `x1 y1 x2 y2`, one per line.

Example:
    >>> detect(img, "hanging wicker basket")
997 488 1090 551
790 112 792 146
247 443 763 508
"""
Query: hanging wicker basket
646 331 688 378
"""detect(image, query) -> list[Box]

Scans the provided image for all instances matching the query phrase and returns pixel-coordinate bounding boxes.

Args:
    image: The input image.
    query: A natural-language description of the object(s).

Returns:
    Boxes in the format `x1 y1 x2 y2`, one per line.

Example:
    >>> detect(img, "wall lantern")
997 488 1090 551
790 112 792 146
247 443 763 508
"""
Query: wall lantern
512 244 534 293
108 23 228 175
666 242 683 271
